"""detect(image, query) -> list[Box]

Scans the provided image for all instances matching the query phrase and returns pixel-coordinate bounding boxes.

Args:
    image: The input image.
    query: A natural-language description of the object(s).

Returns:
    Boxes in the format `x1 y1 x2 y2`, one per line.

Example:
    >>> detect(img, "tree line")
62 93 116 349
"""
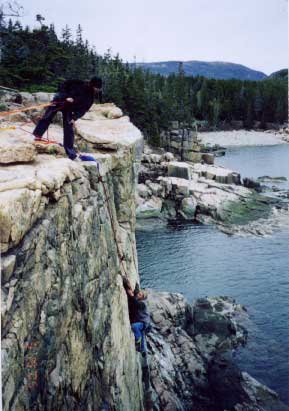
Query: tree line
0 18 287 145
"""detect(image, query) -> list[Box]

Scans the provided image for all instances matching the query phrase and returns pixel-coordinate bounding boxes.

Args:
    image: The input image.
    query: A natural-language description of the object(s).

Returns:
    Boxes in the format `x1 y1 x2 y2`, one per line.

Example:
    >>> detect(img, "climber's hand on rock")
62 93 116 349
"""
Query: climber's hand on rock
123 278 133 290
123 277 130 287
126 288 134 297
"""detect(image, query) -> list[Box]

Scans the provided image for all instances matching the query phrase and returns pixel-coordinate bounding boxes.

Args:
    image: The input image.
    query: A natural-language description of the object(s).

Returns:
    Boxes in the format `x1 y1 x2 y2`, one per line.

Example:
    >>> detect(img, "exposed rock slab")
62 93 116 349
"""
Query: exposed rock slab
191 163 241 185
76 103 143 153
0 156 88 252
0 132 36 164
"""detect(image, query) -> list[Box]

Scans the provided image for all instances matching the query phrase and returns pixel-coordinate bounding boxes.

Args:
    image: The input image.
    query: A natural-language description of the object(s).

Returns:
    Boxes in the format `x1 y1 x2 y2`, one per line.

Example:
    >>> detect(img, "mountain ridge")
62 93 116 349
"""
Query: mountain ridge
133 60 269 80
269 68 288 79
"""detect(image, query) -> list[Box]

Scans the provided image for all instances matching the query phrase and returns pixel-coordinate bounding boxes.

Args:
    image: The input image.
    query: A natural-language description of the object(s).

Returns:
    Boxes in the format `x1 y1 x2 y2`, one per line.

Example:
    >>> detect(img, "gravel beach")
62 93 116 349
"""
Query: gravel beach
199 130 286 147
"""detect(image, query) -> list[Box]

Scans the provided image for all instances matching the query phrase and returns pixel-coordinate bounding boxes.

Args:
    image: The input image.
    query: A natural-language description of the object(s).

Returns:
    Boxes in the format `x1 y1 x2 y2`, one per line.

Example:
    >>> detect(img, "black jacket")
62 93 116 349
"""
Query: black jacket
127 295 150 326
123 280 151 326
54 79 102 120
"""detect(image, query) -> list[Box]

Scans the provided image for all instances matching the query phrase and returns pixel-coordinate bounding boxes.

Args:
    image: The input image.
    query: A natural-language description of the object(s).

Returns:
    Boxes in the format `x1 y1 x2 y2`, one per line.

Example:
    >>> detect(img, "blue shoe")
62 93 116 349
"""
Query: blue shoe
78 154 97 162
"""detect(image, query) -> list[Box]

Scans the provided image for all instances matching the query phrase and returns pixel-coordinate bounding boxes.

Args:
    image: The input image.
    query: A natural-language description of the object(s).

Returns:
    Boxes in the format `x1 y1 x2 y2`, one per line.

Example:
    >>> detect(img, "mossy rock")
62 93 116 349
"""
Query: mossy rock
221 194 278 225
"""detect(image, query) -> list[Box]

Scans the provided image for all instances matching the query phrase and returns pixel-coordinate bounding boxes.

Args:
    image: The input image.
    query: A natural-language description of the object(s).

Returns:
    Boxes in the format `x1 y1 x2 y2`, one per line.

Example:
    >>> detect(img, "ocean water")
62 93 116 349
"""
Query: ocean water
217 144 289 190
136 143 289 403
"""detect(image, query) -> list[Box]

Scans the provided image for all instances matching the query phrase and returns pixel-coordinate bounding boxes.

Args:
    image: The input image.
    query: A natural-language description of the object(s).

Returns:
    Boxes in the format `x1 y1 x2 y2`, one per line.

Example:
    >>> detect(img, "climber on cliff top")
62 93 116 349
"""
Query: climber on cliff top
33 77 103 161
123 278 151 355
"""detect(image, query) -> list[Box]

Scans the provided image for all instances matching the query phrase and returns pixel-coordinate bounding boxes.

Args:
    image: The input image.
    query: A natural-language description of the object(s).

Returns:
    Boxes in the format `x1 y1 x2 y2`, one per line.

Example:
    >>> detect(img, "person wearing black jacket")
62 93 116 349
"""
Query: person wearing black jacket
123 278 151 353
33 77 103 160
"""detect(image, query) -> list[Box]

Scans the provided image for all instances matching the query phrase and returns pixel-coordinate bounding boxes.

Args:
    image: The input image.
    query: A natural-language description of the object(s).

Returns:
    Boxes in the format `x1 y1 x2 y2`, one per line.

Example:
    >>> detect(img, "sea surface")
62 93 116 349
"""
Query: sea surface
136 143 289 403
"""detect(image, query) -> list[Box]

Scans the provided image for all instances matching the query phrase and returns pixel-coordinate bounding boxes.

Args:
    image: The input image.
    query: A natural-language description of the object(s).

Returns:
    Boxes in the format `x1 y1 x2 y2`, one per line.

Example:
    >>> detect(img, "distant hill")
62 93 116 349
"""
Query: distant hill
269 69 288 80
133 60 267 80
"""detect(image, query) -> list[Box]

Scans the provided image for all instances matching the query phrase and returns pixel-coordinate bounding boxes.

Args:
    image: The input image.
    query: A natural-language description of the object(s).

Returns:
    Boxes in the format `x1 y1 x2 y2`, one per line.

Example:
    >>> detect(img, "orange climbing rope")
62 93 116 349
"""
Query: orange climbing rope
0 102 54 117
0 126 17 131
0 101 66 144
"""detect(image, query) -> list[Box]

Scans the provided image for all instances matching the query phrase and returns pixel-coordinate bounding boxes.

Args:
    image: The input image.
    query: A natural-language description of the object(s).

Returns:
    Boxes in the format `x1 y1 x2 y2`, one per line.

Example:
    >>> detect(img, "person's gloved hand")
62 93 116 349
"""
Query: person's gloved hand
66 97 74 103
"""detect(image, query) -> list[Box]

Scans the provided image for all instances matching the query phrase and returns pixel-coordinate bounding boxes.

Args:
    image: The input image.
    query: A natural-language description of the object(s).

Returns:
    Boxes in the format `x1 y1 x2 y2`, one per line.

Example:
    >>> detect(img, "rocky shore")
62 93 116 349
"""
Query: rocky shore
146 291 289 411
136 145 284 234
198 130 288 147
158 121 288 160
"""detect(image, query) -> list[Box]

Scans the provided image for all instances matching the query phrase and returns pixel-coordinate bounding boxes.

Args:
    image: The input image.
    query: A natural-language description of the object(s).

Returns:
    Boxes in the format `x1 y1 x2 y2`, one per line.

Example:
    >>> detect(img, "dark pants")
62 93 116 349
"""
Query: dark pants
131 322 148 353
33 103 77 160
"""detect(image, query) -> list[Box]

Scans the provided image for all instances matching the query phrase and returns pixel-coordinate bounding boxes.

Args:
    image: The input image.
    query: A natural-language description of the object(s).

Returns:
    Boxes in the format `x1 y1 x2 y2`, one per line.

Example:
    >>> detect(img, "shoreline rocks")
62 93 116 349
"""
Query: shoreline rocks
146 291 288 411
136 147 280 231
257 175 288 183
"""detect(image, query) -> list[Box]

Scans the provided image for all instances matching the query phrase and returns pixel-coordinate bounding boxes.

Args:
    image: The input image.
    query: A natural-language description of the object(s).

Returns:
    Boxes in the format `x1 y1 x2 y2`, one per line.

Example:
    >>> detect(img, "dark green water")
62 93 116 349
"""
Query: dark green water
136 143 289 403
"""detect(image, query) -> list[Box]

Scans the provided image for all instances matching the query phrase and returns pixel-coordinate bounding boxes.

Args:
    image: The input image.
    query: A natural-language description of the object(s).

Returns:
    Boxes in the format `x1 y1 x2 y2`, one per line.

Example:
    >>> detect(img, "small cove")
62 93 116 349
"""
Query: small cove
136 141 289 403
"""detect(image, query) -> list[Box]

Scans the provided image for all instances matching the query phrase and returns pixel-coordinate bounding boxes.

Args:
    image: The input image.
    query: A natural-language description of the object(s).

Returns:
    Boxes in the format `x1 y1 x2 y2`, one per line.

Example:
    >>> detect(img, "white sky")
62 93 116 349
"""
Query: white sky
20 0 288 74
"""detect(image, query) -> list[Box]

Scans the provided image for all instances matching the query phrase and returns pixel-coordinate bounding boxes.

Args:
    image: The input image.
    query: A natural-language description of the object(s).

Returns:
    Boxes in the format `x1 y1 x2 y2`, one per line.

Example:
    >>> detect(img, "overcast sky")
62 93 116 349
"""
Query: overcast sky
20 0 288 74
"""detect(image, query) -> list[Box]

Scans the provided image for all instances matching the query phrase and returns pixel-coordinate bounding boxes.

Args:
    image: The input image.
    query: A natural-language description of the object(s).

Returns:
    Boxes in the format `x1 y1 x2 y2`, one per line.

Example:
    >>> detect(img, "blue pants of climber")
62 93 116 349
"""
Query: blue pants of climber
132 322 147 353
33 104 77 160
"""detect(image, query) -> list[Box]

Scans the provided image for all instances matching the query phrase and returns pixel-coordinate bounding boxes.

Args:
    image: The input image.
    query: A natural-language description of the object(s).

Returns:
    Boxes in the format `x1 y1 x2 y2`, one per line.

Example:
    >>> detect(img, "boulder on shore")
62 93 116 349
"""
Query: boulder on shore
136 196 163 219
168 161 192 180
184 151 215 165
243 177 262 192
192 163 241 185
179 197 197 219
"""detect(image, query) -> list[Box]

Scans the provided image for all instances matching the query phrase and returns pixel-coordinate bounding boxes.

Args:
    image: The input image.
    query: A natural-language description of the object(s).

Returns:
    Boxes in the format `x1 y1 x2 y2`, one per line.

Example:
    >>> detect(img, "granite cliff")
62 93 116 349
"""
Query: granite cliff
1 102 144 410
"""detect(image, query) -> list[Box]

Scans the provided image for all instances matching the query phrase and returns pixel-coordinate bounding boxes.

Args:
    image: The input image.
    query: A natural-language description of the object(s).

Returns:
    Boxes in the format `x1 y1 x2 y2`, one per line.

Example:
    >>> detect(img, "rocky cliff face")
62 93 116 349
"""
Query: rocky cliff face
1 103 144 410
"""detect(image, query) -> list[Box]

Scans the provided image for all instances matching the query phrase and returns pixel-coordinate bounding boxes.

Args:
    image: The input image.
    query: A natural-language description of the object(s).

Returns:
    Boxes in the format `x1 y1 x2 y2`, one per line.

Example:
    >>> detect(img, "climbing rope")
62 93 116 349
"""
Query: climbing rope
97 172 129 280
0 102 54 117
0 101 66 143
0 126 17 131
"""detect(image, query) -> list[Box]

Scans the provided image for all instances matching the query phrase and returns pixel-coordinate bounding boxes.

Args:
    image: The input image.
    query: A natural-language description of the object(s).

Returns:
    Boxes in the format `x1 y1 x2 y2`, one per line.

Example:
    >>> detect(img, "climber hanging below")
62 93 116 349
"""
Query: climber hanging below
123 278 151 355
33 77 103 160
